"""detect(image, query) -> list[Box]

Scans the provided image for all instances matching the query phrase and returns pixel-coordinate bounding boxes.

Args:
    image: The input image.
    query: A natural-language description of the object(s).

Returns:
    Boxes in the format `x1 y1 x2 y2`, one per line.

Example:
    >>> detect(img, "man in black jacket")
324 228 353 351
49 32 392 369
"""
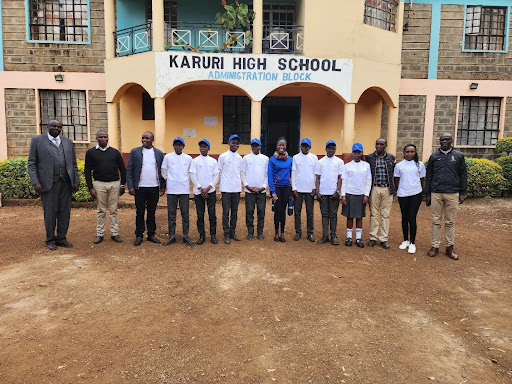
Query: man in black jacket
425 133 467 260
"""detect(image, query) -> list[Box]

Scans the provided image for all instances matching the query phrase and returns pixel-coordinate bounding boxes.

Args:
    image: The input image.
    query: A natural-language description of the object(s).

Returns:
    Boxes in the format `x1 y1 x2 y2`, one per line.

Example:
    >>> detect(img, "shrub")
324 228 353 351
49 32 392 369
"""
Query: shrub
495 156 512 195
495 137 512 155
0 157 93 202
465 158 507 198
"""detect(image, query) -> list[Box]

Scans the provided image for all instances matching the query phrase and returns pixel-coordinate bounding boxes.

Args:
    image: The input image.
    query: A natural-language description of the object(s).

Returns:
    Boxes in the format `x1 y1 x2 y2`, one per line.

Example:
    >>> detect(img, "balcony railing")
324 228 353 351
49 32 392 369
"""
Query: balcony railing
114 22 152 57
263 25 304 54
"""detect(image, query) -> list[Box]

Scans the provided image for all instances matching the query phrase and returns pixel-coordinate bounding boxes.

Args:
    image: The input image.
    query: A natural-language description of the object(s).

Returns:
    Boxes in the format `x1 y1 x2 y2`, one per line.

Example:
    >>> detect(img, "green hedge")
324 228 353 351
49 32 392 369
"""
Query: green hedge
495 137 512 156
495 156 512 195
0 157 93 202
465 158 507 198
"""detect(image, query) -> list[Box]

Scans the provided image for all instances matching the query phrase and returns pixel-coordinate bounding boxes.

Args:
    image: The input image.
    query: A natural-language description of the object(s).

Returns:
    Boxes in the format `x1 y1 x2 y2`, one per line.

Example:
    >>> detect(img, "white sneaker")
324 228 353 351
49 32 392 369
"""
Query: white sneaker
399 240 410 250
408 244 416 254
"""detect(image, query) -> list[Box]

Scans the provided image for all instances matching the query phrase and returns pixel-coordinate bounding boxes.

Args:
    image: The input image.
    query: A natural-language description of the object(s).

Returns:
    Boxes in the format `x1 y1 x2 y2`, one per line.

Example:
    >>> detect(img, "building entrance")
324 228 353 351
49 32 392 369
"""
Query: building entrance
261 97 301 156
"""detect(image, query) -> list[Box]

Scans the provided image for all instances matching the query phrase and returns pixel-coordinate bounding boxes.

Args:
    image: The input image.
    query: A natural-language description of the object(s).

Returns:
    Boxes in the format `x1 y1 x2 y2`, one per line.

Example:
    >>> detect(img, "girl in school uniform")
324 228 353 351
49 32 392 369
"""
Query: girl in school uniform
341 143 372 248
393 144 426 254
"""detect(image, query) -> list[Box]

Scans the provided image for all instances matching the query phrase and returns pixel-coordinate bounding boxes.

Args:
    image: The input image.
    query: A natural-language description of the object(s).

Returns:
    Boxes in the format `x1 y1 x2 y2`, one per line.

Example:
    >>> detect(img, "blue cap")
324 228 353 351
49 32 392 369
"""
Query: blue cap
228 134 241 142
250 138 261 146
300 138 312 147
325 140 336 148
173 137 185 146
198 139 210 148
352 142 363 152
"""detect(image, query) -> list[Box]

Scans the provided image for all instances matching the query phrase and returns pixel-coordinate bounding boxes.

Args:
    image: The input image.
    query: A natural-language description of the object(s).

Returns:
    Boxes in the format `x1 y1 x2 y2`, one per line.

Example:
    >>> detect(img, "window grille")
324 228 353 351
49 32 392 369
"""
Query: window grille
29 0 89 42
457 97 501 146
40 90 88 142
364 0 398 32
223 96 251 144
465 6 506 51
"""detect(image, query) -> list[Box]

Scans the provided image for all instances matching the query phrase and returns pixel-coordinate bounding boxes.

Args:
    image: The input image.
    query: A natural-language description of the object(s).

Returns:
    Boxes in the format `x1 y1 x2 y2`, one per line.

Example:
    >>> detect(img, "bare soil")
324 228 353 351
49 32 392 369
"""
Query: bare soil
0 198 511 384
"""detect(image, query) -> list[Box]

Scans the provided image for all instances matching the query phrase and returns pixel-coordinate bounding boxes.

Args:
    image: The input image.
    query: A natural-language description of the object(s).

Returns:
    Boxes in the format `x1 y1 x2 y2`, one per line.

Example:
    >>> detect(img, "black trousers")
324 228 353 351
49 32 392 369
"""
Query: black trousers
274 186 292 233
194 193 217 237
134 187 160 237
221 192 240 236
167 194 190 238
398 193 423 244
320 195 339 237
41 178 72 244
245 192 266 236
294 192 315 236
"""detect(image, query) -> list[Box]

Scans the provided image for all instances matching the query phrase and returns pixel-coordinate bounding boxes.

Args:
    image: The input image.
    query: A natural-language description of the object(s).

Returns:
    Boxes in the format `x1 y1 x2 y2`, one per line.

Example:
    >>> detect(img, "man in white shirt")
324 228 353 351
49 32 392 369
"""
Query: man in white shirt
241 138 269 240
161 137 194 246
189 139 219 245
315 140 344 245
292 138 318 242
218 134 243 244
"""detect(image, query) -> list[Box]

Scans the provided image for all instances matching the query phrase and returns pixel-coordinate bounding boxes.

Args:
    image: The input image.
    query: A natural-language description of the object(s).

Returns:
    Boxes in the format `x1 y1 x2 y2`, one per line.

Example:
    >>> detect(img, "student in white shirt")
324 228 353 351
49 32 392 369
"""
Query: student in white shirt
315 140 344 245
393 144 426 254
341 143 372 248
161 137 194 246
218 134 243 244
241 138 269 240
292 138 318 242
190 139 219 245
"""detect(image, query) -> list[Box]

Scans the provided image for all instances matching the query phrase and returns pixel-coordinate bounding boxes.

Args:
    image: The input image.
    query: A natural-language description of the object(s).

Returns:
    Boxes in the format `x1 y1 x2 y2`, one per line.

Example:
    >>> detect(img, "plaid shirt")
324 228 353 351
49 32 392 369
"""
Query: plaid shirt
374 156 388 185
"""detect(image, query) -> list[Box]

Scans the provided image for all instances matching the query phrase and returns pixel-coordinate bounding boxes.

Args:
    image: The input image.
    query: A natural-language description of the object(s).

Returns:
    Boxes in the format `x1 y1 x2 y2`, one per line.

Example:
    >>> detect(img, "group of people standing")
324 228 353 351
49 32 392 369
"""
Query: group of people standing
27 120 467 260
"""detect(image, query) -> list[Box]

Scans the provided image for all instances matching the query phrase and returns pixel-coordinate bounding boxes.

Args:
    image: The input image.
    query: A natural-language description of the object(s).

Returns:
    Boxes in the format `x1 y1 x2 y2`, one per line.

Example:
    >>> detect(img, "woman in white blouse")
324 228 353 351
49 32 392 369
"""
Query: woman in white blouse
393 144 426 254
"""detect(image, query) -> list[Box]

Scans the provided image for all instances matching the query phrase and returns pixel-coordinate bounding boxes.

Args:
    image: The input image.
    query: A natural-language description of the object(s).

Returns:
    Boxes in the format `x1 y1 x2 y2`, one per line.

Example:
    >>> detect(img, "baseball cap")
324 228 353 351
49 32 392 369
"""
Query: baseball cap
352 142 363 152
228 134 241 142
300 138 312 147
325 140 336 148
198 139 210 148
173 137 185 146
250 138 261 146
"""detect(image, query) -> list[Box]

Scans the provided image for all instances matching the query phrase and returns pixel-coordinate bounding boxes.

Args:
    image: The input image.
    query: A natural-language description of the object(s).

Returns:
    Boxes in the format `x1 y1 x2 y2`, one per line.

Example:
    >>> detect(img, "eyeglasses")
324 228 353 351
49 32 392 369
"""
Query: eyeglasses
439 138 452 142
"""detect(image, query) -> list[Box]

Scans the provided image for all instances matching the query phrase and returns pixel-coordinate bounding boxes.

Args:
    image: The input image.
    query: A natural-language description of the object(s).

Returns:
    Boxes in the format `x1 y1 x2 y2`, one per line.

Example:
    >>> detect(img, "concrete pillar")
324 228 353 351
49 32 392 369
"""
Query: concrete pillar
387 106 399 157
154 97 166 151
107 102 119 149
252 0 263 54
342 103 356 154
0 89 7 161
104 0 116 60
251 100 262 140
152 0 165 51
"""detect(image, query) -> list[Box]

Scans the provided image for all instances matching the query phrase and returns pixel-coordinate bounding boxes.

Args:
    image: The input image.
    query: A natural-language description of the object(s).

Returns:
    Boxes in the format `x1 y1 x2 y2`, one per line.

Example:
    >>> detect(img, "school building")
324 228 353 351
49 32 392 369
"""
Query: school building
0 0 511 162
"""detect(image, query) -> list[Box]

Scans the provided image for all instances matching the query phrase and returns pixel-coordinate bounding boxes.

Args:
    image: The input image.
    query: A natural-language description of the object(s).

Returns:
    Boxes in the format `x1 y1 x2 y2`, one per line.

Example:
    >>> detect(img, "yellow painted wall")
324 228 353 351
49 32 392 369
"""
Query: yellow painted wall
354 89 383 153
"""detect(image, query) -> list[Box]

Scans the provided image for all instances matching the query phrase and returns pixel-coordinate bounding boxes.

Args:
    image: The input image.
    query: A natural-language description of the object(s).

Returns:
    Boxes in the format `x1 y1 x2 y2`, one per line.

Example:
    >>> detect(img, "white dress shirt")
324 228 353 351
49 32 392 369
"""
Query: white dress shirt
139 147 159 187
47 132 61 147
292 152 318 193
218 150 242 193
314 155 344 195
161 152 192 194
341 160 372 196
241 153 269 193
393 160 426 197
189 155 219 195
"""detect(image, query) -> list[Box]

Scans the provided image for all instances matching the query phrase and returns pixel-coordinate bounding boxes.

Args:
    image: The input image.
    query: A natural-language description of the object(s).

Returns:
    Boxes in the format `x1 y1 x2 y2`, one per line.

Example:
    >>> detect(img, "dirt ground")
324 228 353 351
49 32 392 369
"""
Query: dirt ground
0 197 511 384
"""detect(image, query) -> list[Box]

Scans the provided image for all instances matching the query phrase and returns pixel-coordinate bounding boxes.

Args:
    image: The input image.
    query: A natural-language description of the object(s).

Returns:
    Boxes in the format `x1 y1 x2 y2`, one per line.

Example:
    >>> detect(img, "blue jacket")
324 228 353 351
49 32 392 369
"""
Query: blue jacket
126 146 166 190
268 155 292 194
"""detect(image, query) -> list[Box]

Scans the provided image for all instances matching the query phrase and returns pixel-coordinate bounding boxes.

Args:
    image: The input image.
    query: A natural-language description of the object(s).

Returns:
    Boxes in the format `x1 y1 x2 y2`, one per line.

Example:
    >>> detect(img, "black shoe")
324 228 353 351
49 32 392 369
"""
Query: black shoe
380 241 390 250
147 235 161 244
134 237 143 246
163 236 176 246
93 236 104 244
294 233 301 241
257 234 264 241
331 235 339 246
111 235 123 243
274 236 279 242
57 240 73 248
182 237 195 246
246 233 254 240
231 234 241 241
224 235 231 244
279 236 286 242
367 239 377 247
317 236 329 245
197 236 205 245
47 243 57 251
345 238 353 247
211 236 219 244
307 234 315 242
356 239 364 248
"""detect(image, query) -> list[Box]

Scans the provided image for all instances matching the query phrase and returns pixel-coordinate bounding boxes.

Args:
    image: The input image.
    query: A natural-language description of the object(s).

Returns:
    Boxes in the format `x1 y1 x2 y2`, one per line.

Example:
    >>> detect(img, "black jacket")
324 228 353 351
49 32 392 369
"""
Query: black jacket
365 151 396 195
425 148 467 194
126 146 166 190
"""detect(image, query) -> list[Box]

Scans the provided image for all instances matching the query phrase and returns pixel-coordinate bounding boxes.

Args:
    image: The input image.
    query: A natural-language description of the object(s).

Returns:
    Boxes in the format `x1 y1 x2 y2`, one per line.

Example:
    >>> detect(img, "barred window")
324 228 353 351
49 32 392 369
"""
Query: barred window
40 90 88 142
364 0 398 32
29 0 89 42
457 97 501 146
223 96 251 144
146 0 178 24
465 6 506 51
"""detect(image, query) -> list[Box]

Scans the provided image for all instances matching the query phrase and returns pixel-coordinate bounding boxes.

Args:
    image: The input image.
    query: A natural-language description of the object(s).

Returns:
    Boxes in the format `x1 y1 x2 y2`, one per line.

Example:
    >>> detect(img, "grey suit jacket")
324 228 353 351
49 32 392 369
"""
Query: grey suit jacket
27 134 79 192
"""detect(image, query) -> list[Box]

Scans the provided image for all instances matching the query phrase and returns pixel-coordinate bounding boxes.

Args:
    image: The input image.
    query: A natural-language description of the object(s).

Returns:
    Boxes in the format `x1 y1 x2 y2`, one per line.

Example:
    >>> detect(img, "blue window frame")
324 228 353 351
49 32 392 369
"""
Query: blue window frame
25 0 91 44
463 5 510 53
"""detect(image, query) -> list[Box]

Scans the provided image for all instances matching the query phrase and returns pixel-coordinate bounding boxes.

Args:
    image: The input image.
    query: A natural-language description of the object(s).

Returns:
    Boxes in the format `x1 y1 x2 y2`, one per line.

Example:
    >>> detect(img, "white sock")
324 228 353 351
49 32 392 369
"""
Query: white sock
356 228 362 240
347 228 353 238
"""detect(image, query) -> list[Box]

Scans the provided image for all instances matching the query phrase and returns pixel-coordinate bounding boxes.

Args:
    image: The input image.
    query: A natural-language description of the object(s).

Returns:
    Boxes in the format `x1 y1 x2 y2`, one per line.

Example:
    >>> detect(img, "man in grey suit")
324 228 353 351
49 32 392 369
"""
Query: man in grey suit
28 119 79 250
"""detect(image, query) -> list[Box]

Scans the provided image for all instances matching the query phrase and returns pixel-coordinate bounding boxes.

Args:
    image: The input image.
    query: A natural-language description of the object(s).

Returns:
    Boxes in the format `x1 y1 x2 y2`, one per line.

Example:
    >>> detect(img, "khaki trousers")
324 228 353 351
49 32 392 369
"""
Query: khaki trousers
430 192 459 248
369 186 393 242
93 180 120 236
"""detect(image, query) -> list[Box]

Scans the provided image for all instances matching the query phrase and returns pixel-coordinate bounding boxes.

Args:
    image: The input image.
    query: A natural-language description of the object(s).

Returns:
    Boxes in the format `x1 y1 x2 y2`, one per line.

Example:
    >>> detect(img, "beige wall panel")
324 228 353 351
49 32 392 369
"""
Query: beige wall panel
354 90 383 153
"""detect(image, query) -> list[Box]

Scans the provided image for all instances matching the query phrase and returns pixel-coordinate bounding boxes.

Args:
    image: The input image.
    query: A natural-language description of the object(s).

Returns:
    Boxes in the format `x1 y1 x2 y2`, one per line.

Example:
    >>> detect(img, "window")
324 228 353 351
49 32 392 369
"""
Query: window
29 0 89 42
222 96 251 144
364 0 398 32
263 4 296 27
464 6 506 51
40 90 88 142
142 92 155 120
457 97 501 146
146 0 177 24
